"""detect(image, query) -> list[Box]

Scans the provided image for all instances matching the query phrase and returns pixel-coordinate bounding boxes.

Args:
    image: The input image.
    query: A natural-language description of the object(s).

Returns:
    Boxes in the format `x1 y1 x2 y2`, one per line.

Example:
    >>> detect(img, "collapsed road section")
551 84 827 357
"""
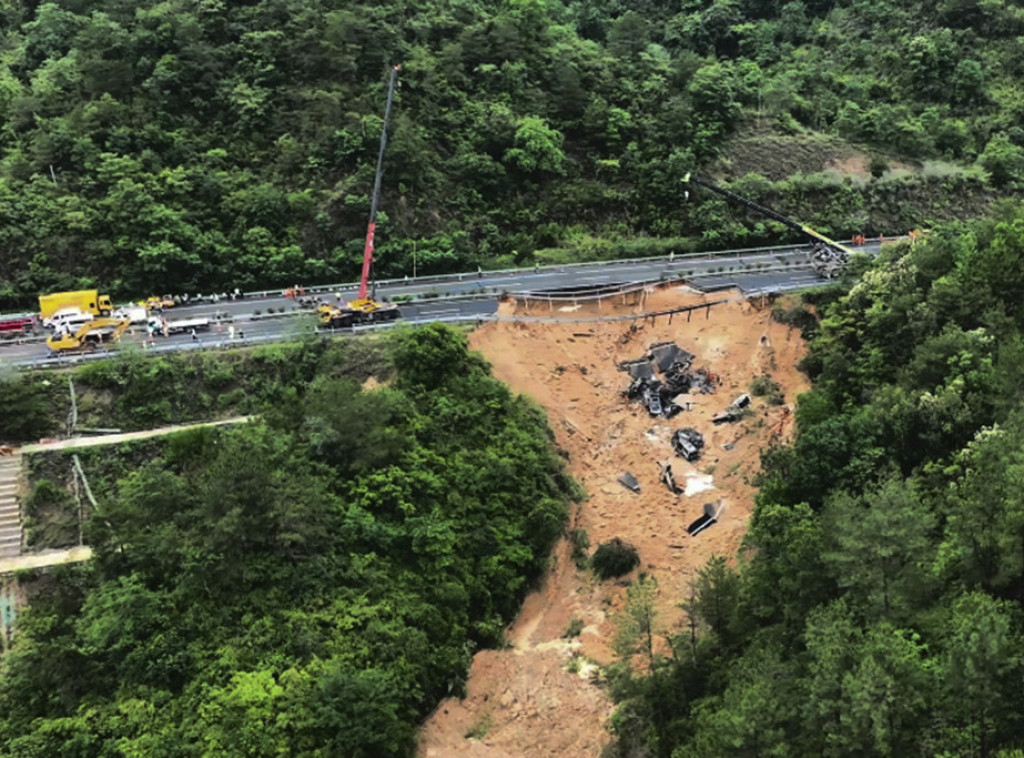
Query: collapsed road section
420 285 810 755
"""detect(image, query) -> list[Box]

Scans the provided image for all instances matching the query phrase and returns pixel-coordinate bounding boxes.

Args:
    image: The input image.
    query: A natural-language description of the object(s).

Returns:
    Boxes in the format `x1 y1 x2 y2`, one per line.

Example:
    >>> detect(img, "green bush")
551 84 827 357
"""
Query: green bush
0 375 59 443
569 528 590 569
771 303 819 337
750 374 785 405
591 538 640 579
23 478 79 550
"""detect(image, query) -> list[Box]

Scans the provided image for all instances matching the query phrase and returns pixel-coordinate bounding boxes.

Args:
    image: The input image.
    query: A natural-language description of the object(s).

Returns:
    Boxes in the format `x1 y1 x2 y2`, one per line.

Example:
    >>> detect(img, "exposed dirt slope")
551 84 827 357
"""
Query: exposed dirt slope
708 129 915 182
418 285 810 756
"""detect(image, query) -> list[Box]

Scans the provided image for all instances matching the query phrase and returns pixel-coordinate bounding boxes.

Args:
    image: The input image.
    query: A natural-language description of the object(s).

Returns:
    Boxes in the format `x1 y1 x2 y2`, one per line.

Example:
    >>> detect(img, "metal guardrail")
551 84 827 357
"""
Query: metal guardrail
236 237 892 300
0 236 894 320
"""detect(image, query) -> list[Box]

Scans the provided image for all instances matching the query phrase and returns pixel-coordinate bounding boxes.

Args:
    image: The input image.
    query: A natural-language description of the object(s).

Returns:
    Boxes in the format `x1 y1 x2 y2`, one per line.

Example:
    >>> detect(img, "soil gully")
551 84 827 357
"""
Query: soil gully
418 286 810 757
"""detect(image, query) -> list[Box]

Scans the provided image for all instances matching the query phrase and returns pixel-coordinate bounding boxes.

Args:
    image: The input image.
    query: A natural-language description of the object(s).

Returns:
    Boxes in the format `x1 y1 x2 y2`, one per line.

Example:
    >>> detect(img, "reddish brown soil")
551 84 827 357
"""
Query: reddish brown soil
418 285 810 756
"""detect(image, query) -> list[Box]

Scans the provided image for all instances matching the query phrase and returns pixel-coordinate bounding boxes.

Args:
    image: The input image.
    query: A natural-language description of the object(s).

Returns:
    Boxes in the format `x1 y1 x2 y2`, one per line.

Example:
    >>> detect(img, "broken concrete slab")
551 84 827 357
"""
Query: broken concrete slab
647 342 694 373
620 359 655 380
683 472 715 497
713 392 752 424
687 501 722 536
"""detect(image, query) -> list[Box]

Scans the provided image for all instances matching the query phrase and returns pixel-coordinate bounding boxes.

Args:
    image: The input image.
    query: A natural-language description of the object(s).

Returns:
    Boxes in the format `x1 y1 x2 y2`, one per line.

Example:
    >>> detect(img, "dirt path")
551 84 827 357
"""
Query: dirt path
419 286 809 756
0 545 93 574
20 416 255 453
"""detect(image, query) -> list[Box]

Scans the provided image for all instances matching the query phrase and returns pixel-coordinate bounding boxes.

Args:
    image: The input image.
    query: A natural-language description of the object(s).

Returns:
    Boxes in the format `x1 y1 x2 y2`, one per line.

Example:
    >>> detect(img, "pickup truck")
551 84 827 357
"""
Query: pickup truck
0 314 35 336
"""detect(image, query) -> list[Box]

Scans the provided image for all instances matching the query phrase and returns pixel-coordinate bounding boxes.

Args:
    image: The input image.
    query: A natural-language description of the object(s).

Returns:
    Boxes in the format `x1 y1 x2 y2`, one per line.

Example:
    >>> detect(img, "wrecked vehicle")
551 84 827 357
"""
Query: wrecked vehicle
713 393 752 424
671 428 704 461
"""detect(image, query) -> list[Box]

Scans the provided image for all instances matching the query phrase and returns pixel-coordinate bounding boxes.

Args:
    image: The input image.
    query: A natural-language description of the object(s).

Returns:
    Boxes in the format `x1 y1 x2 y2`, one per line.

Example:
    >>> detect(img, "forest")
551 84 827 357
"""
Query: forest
0 325 577 756
3 0 1024 307
8 0 1024 754
606 206 1024 756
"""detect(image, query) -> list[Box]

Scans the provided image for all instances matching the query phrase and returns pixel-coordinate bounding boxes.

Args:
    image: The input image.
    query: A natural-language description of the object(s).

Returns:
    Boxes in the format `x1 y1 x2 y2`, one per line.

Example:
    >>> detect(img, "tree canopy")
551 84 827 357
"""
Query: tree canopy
0 325 575 757
2 0 1023 307
608 204 1024 757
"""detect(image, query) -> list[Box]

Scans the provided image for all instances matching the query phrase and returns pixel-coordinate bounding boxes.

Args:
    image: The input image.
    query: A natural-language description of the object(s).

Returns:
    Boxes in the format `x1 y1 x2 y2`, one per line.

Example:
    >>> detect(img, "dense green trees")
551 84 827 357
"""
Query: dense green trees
1 0 1023 307
0 325 575 756
608 204 1024 756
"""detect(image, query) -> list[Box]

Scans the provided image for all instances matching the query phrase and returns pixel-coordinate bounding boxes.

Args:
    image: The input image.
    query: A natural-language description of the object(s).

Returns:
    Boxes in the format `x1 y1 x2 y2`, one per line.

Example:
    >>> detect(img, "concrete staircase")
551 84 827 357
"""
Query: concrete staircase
0 455 23 559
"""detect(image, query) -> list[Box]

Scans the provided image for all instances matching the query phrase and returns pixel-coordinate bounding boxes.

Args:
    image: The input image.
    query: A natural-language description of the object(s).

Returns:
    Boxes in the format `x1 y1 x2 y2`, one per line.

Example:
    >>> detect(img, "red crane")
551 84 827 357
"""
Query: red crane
321 65 402 328
351 64 401 311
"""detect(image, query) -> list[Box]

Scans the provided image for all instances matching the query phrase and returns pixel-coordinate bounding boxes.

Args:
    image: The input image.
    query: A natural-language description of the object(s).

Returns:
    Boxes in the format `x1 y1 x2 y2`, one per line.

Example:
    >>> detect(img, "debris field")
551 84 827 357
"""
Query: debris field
418 285 810 757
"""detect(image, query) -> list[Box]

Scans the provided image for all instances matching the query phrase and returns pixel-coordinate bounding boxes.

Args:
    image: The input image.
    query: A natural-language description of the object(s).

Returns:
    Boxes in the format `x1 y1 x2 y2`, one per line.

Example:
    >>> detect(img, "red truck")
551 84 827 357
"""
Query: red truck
0 315 34 335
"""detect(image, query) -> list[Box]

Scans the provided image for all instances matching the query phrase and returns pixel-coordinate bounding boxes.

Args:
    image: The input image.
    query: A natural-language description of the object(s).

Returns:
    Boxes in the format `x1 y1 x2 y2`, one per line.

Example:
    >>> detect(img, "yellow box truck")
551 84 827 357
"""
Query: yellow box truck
38 290 113 323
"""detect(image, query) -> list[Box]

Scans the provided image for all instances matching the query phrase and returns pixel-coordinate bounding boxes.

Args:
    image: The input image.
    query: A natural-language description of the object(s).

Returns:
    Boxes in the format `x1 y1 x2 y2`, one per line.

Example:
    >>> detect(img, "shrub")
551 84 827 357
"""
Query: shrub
569 528 590 569
564 617 585 638
591 538 640 579
0 374 57 443
771 302 818 337
750 374 785 405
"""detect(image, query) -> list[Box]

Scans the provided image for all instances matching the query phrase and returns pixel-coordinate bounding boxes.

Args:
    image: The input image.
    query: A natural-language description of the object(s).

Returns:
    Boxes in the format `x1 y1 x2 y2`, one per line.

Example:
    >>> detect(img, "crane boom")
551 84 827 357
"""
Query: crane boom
358 64 401 301
683 173 853 278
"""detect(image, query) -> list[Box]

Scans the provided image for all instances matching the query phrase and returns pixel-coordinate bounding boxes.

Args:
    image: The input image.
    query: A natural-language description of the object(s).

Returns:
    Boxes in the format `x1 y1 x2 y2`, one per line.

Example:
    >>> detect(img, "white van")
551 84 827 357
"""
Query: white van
112 305 148 324
43 307 85 328
49 309 94 335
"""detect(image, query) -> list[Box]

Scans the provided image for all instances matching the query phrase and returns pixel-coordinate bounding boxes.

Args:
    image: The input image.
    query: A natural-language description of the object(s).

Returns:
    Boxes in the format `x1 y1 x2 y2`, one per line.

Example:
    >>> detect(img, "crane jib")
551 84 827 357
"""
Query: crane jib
359 222 376 300
686 174 853 259
361 65 400 301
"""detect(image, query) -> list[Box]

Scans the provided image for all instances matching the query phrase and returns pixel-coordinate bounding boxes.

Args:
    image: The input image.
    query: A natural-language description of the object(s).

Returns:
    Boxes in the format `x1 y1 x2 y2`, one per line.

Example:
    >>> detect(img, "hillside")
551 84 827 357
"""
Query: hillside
2 0 1024 306
0 326 578 756
420 287 809 755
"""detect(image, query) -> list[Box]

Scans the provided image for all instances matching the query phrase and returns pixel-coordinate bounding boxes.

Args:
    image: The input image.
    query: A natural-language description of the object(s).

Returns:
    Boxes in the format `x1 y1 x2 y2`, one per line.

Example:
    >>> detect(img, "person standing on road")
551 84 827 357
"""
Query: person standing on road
228 324 235 340
190 328 198 342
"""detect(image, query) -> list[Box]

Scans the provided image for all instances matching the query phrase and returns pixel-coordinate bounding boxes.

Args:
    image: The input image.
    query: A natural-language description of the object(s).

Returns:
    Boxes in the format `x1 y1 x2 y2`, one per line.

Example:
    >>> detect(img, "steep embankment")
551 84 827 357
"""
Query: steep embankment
419 286 810 754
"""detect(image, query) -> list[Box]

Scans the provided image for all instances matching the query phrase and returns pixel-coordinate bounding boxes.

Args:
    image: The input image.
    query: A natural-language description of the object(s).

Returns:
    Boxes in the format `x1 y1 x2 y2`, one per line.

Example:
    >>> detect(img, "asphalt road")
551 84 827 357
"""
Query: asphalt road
0 241 882 368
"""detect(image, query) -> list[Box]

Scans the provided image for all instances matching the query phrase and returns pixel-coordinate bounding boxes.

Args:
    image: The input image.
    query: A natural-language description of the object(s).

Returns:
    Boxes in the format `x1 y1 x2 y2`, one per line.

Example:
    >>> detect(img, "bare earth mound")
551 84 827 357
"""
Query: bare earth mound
418 285 810 756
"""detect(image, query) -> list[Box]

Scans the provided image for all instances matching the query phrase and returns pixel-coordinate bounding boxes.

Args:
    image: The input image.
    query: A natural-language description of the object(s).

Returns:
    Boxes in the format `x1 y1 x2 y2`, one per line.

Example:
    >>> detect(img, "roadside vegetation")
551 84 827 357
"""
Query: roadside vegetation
2 0 1024 307
0 324 577 756
606 203 1024 756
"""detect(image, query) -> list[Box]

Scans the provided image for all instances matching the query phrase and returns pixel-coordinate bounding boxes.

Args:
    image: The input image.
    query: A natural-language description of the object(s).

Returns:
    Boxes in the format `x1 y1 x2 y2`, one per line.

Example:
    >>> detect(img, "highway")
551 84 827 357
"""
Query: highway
0 240 883 368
